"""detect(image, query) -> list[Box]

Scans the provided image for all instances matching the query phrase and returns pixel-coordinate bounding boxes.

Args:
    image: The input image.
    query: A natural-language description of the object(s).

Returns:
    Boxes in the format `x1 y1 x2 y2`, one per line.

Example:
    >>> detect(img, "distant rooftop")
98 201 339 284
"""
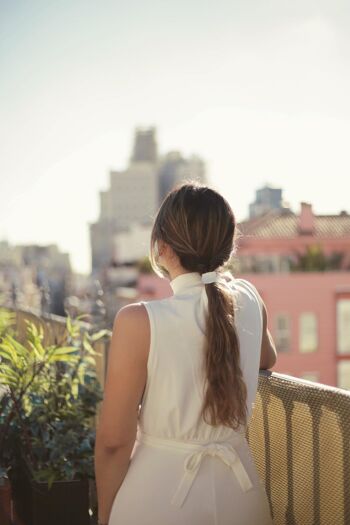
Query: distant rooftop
239 204 350 239
130 126 158 164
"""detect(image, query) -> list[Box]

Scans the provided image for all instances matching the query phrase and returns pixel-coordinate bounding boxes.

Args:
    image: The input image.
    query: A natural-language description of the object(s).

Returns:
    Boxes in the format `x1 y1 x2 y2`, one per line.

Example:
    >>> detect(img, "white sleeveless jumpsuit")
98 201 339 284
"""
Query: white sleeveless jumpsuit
108 271 273 525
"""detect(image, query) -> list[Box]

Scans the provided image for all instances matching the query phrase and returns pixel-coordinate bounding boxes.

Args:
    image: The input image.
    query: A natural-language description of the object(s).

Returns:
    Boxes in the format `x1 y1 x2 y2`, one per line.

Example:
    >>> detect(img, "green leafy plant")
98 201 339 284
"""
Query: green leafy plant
0 310 108 488
290 244 346 272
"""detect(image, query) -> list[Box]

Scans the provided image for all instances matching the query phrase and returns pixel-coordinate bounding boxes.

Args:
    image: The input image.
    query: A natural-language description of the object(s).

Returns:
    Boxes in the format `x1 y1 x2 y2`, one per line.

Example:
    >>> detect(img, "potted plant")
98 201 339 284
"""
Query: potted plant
0 308 108 525
0 466 12 525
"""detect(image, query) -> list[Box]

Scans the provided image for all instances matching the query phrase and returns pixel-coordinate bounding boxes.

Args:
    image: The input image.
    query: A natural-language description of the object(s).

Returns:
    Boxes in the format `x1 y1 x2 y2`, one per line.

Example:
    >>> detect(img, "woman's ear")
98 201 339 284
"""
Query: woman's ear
157 239 166 257
154 239 163 257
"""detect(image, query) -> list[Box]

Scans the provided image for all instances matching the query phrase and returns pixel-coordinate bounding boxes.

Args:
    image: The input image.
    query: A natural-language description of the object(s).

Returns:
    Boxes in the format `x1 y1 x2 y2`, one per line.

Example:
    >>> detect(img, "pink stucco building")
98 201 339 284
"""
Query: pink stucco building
236 201 350 389
237 272 350 388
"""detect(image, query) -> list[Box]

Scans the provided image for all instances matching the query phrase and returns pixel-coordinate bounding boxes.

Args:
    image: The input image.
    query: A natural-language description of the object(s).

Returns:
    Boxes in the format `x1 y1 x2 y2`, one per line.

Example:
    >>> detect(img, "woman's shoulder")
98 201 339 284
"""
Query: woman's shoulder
139 294 175 308
232 278 263 318
138 295 177 320
232 277 259 295
230 277 262 304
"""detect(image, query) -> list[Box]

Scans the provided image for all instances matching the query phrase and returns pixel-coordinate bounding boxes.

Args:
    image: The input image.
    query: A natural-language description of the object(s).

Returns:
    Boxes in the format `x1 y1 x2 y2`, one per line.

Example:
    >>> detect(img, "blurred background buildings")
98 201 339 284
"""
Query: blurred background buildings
1 125 350 391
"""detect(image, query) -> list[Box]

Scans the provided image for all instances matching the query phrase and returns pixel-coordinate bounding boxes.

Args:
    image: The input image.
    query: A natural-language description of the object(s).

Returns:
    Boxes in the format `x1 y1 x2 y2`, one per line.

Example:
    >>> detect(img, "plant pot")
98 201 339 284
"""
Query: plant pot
11 460 90 525
0 475 12 525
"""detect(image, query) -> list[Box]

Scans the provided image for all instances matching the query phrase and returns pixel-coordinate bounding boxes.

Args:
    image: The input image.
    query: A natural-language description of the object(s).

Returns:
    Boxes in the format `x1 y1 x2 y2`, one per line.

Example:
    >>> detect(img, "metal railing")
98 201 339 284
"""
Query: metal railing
247 370 350 525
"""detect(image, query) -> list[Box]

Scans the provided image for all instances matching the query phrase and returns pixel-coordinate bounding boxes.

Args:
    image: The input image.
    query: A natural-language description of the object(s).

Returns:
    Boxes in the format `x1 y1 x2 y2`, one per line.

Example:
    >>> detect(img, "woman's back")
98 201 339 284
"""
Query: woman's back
138 272 263 442
108 271 273 524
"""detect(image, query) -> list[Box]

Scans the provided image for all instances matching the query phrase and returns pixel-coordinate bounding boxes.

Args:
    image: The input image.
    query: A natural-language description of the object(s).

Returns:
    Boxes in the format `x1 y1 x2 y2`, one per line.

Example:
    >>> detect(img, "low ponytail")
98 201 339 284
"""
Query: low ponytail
201 278 248 429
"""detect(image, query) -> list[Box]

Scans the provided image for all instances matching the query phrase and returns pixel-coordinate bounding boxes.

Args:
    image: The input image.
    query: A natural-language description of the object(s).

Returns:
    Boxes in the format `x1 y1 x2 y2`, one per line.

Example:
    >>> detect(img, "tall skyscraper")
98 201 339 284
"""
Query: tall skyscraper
90 128 159 270
249 185 290 219
130 126 158 164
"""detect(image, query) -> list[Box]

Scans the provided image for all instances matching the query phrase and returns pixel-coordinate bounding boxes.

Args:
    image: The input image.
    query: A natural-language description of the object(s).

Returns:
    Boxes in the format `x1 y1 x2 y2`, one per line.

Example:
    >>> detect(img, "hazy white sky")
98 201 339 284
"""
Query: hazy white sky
1 0 349 274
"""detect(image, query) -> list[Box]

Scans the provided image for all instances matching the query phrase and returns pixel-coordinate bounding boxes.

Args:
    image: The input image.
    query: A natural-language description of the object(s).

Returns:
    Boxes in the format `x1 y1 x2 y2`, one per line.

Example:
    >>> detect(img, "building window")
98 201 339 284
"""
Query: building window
299 312 318 353
280 256 291 273
336 299 350 354
301 372 319 383
275 313 291 352
337 360 350 390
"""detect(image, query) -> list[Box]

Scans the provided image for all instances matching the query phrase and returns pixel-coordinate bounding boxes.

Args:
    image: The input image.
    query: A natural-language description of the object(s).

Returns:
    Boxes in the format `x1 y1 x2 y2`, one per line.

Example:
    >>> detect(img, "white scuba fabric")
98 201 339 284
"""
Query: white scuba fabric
108 272 273 525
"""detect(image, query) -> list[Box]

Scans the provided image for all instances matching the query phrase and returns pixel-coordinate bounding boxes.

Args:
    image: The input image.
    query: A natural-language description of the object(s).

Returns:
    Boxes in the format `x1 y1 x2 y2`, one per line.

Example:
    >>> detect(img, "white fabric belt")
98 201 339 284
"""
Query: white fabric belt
136 430 254 508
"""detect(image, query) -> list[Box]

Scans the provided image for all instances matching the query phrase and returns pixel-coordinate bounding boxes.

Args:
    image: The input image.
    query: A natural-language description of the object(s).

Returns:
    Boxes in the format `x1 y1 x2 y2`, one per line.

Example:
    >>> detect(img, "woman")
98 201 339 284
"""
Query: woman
94 181 277 524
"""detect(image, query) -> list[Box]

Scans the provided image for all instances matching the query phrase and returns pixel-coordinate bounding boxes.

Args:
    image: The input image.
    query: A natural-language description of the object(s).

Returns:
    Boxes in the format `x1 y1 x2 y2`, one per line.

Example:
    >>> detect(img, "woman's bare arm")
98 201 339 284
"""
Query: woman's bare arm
258 297 277 370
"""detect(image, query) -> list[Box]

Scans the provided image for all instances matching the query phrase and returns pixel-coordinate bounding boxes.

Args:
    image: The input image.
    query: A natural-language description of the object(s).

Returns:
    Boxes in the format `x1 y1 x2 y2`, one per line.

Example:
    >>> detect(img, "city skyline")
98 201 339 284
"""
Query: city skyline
1 0 349 274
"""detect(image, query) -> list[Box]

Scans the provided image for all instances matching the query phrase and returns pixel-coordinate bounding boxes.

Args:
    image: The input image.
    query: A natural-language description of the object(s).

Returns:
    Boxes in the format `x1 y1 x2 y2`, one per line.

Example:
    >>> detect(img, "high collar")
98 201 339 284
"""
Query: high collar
169 271 203 295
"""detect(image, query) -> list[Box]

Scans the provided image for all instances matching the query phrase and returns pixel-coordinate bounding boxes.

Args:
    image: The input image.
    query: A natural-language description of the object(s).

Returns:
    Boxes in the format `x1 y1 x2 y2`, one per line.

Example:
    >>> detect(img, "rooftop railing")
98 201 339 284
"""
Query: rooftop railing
247 370 350 525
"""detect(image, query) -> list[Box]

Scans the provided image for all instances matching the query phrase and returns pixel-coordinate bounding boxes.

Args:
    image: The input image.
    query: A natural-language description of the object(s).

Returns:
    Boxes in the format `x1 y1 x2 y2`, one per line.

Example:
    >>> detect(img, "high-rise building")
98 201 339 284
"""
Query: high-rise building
249 184 290 219
90 128 159 271
130 126 158 164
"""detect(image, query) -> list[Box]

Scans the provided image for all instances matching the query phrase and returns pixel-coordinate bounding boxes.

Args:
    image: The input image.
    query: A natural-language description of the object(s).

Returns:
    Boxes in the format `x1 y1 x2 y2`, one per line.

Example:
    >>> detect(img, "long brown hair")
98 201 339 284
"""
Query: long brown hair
149 180 247 430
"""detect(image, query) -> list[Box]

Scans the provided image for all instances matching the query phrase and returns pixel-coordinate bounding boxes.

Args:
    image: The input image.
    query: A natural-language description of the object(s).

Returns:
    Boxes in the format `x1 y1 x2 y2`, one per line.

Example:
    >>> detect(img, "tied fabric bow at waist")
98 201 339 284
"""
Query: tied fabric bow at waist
171 441 253 508
137 431 254 508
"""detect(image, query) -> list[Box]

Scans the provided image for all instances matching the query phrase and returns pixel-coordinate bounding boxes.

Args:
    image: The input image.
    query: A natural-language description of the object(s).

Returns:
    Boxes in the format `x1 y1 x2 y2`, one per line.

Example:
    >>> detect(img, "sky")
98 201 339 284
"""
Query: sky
1 0 349 274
